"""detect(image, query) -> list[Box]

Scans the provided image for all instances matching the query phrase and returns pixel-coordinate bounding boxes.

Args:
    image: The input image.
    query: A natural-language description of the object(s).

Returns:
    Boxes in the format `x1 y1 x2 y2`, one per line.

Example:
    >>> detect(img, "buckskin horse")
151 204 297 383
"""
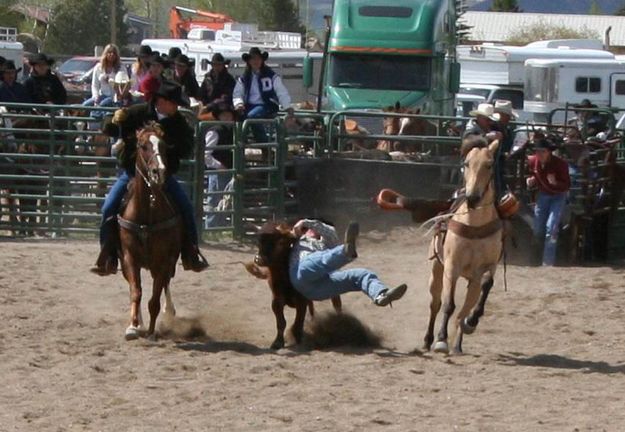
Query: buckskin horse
118 123 182 341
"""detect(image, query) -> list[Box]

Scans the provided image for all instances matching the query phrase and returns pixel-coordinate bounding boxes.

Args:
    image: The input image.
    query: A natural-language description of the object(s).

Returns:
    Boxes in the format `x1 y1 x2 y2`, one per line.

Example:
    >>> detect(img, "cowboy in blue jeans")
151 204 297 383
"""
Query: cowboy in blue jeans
92 80 208 275
232 47 293 143
289 220 407 306
527 138 571 266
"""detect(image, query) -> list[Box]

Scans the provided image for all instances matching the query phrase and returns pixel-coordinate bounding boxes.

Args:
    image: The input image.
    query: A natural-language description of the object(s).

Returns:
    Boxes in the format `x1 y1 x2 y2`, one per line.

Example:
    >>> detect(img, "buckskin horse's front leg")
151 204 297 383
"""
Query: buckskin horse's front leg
452 277 482 355
270 297 287 350
433 269 457 354
424 260 444 351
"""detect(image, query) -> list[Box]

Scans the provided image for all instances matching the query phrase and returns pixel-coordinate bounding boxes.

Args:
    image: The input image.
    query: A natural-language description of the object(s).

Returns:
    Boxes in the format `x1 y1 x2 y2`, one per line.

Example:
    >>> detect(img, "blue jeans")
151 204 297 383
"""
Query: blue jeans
533 192 567 266
289 245 387 301
83 96 116 119
100 171 198 246
204 171 231 228
244 104 275 143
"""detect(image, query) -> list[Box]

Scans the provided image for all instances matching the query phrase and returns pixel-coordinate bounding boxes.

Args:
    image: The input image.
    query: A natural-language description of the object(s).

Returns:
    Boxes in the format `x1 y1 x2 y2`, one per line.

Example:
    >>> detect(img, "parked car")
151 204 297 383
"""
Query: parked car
56 56 135 103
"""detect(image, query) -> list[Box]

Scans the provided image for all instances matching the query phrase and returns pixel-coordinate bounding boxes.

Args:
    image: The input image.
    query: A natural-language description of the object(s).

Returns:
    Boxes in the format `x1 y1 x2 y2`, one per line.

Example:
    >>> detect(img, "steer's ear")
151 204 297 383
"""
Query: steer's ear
244 262 268 279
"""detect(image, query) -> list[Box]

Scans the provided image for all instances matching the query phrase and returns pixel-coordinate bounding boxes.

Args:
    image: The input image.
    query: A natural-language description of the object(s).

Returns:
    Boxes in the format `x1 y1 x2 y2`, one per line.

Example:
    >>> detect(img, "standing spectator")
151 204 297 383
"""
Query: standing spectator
233 47 292 143
165 47 182 80
23 53 67 105
173 54 200 103
463 103 500 139
139 52 168 104
492 99 517 198
526 138 571 266
0 61 31 104
199 53 236 115
83 44 121 109
130 45 152 98
203 102 236 227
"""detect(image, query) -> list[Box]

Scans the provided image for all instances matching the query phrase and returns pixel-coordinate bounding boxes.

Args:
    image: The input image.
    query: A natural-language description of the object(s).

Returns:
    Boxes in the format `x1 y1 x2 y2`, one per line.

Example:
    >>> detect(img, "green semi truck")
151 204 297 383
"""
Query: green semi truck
303 0 460 115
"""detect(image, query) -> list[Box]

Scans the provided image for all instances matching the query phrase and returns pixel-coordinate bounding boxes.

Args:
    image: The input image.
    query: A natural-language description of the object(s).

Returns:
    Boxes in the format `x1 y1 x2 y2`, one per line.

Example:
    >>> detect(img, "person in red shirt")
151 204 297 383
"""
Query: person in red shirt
526 138 571 266
139 53 168 103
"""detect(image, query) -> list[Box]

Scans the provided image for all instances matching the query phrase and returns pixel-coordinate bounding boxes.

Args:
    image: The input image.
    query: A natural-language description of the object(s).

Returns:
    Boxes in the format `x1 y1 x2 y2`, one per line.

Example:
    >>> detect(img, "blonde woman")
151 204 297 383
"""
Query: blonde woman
83 44 121 115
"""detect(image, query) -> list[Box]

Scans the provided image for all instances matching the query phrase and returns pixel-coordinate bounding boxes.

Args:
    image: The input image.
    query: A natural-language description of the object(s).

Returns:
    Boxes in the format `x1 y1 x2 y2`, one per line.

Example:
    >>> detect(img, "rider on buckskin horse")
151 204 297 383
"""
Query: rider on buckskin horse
91 80 209 275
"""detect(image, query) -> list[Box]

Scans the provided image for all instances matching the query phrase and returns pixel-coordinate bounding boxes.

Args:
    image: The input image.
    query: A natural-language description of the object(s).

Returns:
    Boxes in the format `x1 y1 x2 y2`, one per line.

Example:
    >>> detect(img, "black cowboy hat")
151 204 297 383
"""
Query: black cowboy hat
575 99 596 109
174 54 193 67
1 60 22 74
208 52 231 65
154 80 189 107
534 138 557 151
146 52 170 67
168 47 182 60
242 47 268 62
211 101 236 118
137 45 153 57
28 53 55 66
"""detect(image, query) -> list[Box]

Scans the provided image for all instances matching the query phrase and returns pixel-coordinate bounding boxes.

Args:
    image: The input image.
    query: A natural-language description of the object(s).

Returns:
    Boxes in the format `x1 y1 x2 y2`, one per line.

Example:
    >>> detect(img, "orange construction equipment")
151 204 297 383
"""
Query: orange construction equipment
169 6 234 39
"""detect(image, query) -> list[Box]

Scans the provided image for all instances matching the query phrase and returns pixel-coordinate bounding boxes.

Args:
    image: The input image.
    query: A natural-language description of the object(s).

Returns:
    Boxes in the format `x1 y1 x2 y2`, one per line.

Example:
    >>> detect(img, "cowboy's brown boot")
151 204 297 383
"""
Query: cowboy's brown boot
90 248 118 276
181 242 209 272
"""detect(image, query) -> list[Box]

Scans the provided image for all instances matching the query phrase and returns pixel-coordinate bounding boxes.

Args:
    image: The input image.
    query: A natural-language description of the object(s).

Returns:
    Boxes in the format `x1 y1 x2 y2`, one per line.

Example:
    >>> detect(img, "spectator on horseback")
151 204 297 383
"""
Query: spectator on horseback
139 52 168 104
23 53 67 105
203 102 236 227
233 47 293 142
526 137 571 266
173 54 200 103
199 53 236 117
0 60 31 104
82 43 121 114
92 80 209 275
289 220 408 306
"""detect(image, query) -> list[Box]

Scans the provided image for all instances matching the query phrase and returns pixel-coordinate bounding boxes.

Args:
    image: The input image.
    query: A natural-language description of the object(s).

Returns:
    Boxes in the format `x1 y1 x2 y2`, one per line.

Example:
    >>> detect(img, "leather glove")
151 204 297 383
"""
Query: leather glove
112 108 128 125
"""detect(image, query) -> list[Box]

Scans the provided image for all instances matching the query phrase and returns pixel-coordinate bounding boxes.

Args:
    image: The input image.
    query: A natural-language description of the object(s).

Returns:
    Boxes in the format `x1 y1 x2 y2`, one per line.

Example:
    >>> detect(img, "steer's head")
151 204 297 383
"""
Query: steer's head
253 222 296 267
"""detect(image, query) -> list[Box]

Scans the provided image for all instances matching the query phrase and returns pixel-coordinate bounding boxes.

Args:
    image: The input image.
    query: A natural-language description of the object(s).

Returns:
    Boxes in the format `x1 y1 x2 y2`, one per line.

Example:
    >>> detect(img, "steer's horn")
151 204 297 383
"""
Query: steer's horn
376 188 405 211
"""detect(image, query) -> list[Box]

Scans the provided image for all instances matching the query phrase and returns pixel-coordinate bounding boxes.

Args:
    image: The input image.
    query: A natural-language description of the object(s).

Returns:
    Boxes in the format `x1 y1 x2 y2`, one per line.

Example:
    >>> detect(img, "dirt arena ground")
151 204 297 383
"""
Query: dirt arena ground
1 226 625 431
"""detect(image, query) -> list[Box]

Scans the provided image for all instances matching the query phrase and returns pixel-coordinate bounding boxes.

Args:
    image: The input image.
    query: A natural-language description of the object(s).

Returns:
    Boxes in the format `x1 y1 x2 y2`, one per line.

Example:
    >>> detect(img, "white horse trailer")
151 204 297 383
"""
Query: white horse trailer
524 58 625 122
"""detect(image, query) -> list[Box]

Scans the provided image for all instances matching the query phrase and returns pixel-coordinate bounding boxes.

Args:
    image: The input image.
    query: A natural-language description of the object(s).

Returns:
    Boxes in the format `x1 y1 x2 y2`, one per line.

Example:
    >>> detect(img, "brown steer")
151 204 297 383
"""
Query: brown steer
245 221 342 350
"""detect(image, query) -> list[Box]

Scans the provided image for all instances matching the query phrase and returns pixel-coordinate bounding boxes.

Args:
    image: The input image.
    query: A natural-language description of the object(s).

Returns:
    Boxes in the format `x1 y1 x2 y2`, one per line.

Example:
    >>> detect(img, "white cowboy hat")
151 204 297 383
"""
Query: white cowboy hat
112 70 131 85
493 100 518 119
468 103 498 120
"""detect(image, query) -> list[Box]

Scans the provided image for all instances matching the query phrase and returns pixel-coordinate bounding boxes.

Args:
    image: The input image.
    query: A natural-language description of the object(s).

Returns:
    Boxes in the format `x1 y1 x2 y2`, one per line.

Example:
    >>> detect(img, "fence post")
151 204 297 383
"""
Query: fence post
232 122 245 240
48 110 57 236
274 118 286 219
193 121 205 241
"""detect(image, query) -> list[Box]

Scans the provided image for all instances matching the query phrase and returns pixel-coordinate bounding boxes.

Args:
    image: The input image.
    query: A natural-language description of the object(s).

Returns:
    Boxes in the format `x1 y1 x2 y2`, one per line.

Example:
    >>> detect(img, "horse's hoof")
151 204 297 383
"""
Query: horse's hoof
147 333 158 342
451 348 464 356
270 339 285 350
433 341 449 354
461 318 476 335
125 326 140 341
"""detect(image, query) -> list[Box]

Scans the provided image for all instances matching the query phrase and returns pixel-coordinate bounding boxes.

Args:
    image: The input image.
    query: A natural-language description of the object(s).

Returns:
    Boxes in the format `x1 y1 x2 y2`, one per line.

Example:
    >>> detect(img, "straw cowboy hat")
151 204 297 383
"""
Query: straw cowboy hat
493 100 518 119
112 70 130 85
468 103 498 120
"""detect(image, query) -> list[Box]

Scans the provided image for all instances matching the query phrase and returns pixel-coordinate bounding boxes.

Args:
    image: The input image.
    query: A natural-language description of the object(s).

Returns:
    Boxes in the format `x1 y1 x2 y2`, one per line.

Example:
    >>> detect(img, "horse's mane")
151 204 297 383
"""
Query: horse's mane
460 135 488 158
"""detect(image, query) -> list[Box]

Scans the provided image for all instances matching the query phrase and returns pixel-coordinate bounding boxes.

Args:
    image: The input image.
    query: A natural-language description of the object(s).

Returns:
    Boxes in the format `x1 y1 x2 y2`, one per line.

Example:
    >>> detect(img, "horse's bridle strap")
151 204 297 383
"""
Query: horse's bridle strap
447 218 502 240
117 215 180 235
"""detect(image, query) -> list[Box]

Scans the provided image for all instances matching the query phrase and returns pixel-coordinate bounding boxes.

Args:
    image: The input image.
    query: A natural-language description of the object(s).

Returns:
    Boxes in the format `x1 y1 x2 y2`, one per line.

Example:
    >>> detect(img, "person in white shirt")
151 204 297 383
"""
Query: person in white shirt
232 47 293 142
82 44 122 117
289 220 408 306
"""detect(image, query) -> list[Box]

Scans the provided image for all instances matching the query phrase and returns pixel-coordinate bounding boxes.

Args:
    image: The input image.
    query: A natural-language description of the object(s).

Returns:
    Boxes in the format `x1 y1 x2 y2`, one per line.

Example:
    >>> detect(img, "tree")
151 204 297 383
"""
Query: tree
488 0 520 12
616 2 625 15
46 0 128 55
0 0 25 28
588 0 603 14
258 0 305 33
506 20 599 45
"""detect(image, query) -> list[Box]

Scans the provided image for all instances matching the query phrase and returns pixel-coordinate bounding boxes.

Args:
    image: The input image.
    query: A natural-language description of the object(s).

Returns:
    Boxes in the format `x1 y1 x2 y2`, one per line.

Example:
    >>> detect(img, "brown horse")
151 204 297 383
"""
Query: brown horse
118 124 182 340
380 103 438 153
425 138 503 354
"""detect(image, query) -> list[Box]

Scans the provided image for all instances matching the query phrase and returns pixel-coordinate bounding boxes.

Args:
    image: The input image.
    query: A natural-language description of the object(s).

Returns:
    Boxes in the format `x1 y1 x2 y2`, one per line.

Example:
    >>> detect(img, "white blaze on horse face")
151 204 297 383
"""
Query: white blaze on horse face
149 134 166 171
398 117 411 136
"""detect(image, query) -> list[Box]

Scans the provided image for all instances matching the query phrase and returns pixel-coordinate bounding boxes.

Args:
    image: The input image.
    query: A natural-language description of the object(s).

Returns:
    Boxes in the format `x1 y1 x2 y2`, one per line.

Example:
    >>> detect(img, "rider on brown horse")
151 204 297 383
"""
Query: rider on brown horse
92 80 208 275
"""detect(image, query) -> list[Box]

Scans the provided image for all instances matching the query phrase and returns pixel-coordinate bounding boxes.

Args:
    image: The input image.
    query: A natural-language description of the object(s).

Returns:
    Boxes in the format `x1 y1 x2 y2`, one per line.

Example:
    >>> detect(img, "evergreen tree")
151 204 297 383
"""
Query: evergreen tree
46 0 128 54
588 0 603 14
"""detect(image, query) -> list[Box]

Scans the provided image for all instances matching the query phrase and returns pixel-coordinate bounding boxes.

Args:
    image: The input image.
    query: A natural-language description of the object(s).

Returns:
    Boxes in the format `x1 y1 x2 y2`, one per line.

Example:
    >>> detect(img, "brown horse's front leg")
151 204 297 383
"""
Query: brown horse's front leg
123 254 142 340
147 274 167 340
424 260 443 351
270 297 286 350
434 269 457 354
330 296 342 313
290 299 307 345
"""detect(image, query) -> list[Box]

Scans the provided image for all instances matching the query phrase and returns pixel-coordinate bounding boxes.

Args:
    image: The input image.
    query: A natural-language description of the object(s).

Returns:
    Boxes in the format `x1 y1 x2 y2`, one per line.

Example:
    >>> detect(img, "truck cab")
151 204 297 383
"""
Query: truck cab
305 0 458 115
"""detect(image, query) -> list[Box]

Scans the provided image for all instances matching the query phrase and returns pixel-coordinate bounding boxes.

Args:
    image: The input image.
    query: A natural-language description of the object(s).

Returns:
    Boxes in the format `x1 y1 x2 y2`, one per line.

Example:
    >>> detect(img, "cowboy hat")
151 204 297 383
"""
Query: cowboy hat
146 52 170 67
534 138 557 151
242 47 269 62
468 103 498 120
154 80 188 107
28 53 55 66
137 45 153 58
112 70 130 85
493 100 518 119
168 47 182 60
1 60 22 74
208 52 231 65
174 54 193 68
